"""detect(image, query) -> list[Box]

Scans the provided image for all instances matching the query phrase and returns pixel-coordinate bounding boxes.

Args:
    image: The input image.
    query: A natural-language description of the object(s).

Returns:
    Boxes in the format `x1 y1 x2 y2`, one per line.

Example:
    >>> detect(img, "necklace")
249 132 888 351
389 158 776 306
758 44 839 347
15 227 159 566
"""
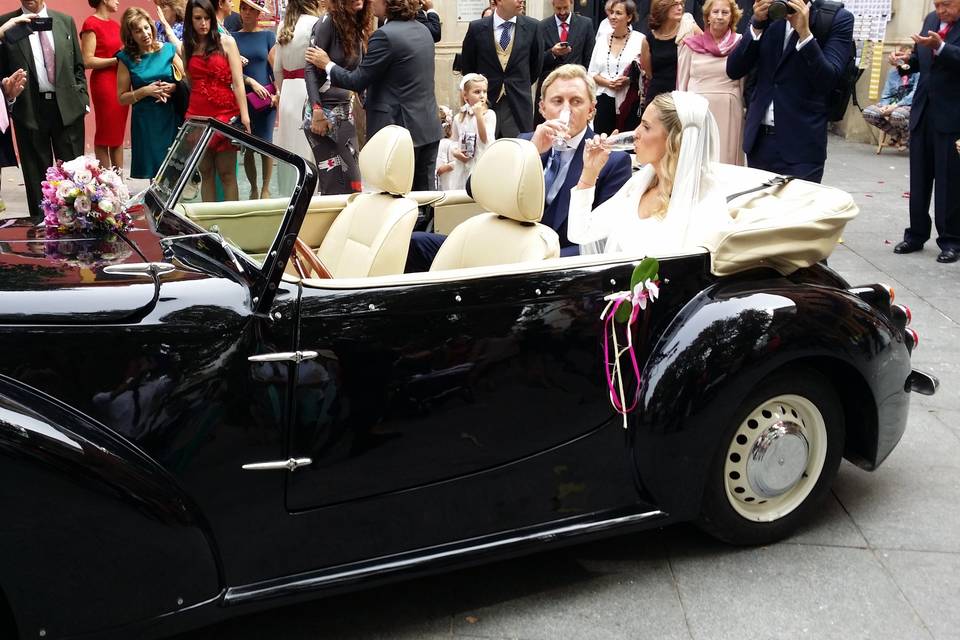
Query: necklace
606 31 630 78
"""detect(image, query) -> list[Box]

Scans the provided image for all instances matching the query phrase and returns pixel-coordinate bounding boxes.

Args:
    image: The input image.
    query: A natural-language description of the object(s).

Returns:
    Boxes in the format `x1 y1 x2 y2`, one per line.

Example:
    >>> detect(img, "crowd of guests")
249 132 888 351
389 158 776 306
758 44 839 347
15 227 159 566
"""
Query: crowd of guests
0 0 956 265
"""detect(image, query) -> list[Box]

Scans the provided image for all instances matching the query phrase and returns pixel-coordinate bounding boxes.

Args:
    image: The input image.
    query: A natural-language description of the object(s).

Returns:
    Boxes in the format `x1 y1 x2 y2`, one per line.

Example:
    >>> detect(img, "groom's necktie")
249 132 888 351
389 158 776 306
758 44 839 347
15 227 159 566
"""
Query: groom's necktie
544 149 564 206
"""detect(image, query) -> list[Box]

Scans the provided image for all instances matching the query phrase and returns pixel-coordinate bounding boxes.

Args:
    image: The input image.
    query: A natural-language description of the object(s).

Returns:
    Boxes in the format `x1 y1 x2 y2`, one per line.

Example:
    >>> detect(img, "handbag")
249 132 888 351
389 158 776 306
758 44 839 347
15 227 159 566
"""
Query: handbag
246 82 276 112
170 58 189 123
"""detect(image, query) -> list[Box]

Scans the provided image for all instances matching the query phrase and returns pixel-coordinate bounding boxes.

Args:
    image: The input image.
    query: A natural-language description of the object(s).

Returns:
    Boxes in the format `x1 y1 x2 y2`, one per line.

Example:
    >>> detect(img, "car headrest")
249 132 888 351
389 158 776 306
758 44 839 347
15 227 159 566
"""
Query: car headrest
359 125 414 195
470 138 545 223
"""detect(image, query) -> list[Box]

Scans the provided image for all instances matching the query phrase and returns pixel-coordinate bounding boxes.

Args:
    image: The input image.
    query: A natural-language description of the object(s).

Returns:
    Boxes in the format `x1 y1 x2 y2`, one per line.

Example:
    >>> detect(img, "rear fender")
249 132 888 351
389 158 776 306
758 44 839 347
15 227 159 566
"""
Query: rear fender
0 376 221 639
631 278 912 520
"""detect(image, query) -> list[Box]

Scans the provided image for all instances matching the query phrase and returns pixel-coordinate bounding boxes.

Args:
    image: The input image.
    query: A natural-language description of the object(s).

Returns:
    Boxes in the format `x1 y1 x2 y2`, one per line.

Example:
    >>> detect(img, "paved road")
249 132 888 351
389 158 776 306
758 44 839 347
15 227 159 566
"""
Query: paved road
162 137 959 640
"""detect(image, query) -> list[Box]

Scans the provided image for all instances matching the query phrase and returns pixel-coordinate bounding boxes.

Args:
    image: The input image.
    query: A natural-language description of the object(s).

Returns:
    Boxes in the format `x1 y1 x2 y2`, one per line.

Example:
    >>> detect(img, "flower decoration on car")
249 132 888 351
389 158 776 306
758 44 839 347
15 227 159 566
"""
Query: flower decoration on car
41 156 132 233
600 257 661 429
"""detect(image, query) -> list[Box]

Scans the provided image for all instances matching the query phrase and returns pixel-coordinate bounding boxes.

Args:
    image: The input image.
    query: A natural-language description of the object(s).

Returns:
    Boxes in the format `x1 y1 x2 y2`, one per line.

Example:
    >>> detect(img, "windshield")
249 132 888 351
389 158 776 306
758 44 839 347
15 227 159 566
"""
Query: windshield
155 119 301 268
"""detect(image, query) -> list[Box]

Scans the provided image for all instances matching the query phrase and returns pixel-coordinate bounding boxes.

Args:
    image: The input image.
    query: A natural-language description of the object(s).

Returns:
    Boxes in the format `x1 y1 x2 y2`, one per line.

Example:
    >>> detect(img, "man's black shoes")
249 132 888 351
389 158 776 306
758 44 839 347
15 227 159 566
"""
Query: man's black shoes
937 249 960 263
893 241 923 254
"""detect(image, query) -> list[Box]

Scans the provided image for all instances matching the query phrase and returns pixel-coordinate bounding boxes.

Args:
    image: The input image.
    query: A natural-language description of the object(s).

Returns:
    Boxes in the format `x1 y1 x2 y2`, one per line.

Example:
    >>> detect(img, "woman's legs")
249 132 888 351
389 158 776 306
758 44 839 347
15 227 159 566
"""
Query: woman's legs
198 151 218 202
260 154 273 199
243 149 259 199
110 146 123 173
216 150 239 201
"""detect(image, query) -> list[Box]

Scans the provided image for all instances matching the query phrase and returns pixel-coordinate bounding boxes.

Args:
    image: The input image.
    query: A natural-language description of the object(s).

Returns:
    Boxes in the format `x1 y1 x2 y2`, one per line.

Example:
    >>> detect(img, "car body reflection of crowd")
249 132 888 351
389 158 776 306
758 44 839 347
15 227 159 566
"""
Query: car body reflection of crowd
0 0 957 262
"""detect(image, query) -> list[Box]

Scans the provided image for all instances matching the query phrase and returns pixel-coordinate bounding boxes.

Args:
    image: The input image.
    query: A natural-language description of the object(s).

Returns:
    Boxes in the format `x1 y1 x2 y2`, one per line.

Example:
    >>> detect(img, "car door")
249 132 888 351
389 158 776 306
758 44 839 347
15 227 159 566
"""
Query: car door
283 261 652 569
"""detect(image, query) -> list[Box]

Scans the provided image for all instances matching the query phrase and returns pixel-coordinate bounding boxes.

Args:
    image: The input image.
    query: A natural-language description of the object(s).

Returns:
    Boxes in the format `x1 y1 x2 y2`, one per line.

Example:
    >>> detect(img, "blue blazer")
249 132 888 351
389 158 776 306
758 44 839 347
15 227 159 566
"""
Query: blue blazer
520 128 633 255
726 5 854 164
902 12 960 134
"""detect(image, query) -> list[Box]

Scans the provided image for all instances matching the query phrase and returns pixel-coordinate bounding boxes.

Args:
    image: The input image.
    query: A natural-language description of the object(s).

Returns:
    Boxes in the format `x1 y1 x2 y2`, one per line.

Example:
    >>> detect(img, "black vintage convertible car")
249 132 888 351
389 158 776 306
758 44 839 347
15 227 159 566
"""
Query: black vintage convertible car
0 119 938 640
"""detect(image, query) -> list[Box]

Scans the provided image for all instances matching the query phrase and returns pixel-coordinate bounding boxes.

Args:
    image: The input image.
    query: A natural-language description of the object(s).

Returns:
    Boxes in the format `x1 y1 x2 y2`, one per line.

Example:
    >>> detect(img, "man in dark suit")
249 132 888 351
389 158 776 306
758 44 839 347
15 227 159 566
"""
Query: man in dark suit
726 0 853 183
416 0 441 42
405 64 631 271
460 0 543 137
890 0 960 263
0 0 88 221
312 0 443 192
535 0 595 124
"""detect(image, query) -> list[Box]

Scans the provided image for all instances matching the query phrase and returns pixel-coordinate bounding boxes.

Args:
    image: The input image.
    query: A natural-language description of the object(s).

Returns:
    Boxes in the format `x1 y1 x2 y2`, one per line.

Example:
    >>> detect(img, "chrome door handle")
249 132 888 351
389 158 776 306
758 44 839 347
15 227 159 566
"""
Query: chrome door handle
247 351 318 363
103 262 177 277
241 457 312 472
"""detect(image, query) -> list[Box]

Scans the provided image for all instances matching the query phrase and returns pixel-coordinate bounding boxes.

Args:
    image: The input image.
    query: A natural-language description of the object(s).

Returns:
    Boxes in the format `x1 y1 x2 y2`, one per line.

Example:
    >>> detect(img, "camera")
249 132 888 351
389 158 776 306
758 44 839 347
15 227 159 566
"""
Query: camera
768 0 796 21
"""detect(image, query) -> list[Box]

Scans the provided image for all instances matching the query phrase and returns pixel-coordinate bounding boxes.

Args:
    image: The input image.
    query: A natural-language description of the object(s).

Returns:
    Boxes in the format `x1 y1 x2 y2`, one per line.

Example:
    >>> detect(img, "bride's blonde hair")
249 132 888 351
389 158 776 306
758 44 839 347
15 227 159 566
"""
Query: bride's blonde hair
649 93 684 218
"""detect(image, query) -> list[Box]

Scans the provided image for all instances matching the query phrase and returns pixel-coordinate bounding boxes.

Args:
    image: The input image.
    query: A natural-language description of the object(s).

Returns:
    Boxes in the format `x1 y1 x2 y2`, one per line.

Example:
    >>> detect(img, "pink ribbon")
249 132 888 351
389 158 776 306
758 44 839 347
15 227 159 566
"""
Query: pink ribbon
600 279 660 428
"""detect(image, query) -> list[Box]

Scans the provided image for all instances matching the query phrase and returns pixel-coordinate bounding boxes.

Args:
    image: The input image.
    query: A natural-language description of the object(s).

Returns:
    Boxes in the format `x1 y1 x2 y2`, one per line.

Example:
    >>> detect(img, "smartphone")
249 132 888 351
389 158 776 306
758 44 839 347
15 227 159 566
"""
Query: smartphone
30 17 53 31
558 41 571 49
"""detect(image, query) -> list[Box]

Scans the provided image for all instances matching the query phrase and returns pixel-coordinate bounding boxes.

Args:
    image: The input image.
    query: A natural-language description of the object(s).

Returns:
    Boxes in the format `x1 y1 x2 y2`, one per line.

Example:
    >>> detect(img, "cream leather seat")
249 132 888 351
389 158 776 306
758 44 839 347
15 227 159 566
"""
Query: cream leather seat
430 138 559 271
314 125 418 278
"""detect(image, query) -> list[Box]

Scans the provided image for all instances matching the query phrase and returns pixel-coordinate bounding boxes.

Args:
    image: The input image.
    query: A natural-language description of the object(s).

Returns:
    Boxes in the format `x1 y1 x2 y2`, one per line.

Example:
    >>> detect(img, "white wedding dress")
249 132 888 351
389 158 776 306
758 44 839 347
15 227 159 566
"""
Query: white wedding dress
567 91 729 256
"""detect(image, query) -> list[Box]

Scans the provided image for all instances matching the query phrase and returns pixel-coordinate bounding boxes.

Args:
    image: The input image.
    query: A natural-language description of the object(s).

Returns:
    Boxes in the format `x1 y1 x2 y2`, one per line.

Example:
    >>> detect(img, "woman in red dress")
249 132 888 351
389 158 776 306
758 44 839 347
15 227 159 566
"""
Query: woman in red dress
181 0 251 202
81 0 129 172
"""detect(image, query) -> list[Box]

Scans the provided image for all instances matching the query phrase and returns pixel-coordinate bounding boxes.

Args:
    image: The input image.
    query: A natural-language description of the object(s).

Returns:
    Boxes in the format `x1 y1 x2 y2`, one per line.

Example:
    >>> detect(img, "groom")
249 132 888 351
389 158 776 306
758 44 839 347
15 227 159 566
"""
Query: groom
406 64 633 272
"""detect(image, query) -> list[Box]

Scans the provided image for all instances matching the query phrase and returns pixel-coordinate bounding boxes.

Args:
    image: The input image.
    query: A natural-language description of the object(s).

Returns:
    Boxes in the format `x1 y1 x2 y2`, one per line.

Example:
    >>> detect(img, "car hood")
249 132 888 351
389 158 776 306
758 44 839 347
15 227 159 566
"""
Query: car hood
0 216 159 324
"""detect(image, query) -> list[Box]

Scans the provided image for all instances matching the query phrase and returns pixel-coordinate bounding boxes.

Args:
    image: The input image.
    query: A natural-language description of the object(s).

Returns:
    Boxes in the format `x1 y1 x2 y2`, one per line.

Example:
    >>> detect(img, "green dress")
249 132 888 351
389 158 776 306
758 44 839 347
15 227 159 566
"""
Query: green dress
117 43 178 179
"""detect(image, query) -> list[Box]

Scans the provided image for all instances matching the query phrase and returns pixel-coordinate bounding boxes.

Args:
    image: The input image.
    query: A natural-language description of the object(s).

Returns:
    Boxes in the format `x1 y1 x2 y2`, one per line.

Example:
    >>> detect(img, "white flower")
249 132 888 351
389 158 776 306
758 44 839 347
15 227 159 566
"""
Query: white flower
98 199 115 214
73 168 93 184
74 195 91 214
56 181 77 200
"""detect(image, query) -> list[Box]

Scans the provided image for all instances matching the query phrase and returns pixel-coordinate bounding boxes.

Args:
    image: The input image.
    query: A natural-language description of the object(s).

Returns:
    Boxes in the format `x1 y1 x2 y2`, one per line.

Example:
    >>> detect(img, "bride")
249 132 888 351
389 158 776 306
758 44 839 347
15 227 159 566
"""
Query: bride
568 91 725 255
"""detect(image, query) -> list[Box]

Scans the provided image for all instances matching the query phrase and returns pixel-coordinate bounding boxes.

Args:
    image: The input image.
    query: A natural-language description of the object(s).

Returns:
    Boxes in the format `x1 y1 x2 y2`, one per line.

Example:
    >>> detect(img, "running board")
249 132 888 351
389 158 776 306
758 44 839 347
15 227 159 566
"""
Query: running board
225 508 666 606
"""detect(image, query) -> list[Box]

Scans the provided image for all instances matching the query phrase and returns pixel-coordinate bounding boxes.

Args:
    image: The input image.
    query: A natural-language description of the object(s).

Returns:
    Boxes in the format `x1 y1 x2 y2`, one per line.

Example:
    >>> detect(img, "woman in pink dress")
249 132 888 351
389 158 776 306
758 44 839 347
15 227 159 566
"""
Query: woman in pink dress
677 0 744 165
182 0 250 202
81 0 129 172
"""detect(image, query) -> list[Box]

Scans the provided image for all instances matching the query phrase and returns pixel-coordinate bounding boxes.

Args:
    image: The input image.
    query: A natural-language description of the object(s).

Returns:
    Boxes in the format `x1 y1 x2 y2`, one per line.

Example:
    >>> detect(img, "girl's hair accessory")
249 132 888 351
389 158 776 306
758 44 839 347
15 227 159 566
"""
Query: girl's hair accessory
458 73 486 91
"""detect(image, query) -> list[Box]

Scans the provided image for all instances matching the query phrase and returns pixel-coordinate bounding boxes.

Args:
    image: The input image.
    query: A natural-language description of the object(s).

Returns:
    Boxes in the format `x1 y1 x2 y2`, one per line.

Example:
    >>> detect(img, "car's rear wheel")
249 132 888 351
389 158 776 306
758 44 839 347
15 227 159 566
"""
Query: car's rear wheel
698 368 845 545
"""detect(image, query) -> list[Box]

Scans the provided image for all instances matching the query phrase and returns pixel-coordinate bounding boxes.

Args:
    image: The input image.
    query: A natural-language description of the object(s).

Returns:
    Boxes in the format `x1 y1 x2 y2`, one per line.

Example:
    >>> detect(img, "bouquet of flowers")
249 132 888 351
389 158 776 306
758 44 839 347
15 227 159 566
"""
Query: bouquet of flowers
41 156 132 233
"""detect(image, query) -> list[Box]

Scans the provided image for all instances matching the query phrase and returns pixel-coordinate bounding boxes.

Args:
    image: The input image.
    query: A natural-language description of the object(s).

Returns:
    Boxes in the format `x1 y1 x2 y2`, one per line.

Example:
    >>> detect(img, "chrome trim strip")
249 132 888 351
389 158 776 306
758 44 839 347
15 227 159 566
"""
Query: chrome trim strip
225 509 666 605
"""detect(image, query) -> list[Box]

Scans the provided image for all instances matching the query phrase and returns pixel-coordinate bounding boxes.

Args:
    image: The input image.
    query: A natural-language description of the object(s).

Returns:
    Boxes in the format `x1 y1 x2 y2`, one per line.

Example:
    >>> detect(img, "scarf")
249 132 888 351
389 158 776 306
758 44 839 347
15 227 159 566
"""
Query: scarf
682 29 740 57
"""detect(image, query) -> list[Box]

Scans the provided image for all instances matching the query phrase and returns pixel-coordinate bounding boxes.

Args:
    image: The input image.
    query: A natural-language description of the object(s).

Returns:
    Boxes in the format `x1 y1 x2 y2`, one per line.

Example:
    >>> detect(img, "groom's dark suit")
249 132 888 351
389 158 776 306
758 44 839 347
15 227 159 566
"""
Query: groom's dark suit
519 128 632 255
900 11 960 252
0 7 88 219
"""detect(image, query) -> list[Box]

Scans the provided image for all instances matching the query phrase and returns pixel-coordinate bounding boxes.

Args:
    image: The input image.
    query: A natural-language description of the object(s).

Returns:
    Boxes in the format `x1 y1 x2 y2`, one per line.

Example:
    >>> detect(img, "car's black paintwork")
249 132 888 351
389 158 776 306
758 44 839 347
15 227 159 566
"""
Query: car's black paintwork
0 119 922 640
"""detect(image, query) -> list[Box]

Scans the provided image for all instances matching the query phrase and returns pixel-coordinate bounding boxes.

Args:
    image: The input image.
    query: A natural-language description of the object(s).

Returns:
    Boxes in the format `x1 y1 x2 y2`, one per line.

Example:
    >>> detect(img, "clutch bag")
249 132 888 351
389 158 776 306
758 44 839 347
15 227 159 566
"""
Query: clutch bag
246 82 276 112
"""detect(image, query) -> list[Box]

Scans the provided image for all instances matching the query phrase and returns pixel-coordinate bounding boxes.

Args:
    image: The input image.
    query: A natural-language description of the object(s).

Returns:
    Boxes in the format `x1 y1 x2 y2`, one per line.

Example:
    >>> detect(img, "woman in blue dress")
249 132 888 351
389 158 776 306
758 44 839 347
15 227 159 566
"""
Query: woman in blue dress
117 7 182 180
233 0 277 200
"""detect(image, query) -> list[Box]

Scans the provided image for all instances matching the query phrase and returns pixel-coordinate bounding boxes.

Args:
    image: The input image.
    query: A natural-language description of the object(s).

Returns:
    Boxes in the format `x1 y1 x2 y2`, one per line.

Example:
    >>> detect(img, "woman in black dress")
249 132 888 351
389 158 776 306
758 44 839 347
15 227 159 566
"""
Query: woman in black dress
643 0 700 109
303 0 373 195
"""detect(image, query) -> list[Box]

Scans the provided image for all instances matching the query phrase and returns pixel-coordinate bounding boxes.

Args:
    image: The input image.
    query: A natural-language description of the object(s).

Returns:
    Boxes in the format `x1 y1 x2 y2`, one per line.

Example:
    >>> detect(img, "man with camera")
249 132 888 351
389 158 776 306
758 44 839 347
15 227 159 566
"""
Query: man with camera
0 0 88 220
534 0 594 124
726 0 853 183
889 0 960 264
416 0 441 43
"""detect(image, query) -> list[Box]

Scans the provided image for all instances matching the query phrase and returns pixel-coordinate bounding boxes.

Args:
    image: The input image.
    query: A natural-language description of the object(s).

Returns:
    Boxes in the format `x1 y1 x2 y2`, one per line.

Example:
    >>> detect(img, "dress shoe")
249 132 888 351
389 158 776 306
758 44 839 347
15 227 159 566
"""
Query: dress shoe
893 240 923 254
937 249 960 264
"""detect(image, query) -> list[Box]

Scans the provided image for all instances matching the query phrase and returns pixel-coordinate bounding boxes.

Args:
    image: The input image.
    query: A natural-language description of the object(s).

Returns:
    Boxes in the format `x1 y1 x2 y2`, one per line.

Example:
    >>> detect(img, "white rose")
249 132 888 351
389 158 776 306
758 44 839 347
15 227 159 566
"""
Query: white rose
98 199 115 214
73 168 93 184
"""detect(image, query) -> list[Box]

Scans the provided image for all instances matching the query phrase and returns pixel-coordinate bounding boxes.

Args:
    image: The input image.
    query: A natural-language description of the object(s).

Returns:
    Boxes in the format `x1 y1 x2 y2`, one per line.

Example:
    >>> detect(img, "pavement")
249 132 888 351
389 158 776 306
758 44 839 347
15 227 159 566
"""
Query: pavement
5 138 958 640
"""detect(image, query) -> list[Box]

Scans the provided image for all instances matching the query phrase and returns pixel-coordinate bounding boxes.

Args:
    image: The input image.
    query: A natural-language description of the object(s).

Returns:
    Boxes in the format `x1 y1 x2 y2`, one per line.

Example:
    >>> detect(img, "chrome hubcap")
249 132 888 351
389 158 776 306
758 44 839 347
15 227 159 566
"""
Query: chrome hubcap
723 394 827 522
746 422 809 497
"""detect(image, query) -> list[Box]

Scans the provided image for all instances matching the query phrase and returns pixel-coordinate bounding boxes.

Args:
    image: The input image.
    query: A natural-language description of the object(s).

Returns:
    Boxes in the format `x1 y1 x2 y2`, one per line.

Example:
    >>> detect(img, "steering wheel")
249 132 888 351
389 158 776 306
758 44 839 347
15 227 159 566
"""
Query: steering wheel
292 238 333 279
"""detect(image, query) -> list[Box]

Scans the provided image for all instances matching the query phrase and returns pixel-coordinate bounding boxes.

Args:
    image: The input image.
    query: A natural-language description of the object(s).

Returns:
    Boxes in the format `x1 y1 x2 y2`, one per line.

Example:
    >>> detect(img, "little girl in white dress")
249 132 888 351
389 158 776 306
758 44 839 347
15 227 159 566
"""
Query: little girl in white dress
449 73 497 190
